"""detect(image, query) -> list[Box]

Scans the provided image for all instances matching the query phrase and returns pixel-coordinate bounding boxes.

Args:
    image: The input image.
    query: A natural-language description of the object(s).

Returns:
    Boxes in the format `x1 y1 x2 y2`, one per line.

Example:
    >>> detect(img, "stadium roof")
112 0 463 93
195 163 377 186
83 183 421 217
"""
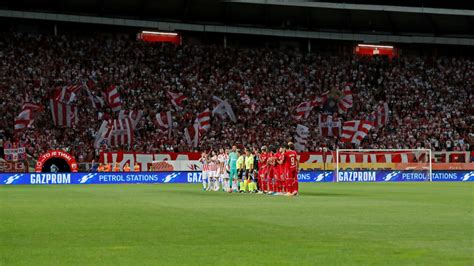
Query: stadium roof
1 0 473 45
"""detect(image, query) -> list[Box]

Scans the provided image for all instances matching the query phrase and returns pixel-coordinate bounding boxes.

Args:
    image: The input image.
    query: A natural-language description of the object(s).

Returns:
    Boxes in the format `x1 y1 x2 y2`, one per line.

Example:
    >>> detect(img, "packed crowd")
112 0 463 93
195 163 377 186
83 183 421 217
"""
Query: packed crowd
0 31 472 162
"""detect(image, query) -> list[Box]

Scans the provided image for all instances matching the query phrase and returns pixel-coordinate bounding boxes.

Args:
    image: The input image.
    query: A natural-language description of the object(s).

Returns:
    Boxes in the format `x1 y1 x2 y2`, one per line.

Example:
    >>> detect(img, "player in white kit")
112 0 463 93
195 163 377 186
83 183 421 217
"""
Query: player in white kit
209 151 219 191
217 148 228 191
199 152 210 191
217 148 230 192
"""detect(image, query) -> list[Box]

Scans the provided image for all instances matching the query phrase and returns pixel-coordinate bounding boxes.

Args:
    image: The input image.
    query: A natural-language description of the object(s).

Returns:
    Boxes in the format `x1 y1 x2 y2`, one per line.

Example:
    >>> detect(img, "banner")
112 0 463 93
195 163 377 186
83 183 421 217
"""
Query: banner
0 171 472 185
35 150 78 173
100 152 201 171
0 161 28 172
3 142 26 161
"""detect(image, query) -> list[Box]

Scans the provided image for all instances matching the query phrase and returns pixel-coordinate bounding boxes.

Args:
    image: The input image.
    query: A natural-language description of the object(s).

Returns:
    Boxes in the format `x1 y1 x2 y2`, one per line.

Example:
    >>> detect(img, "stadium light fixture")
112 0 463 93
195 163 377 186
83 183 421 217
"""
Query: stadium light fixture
141 31 178 36
357 44 394 49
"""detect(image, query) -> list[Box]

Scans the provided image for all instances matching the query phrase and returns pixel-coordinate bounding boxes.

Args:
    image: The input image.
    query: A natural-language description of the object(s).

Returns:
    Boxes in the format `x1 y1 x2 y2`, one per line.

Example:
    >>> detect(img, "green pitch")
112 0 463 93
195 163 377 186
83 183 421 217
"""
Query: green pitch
1 183 473 265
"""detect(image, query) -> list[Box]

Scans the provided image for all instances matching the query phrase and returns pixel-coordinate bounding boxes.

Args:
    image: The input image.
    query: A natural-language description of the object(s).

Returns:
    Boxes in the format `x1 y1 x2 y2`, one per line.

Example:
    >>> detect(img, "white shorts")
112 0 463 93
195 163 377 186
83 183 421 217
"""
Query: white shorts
202 171 209 180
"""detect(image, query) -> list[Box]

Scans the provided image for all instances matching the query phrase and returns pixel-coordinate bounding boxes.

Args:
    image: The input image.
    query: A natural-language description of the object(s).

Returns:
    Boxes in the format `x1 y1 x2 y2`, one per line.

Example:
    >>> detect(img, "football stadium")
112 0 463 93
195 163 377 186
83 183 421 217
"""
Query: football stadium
0 0 473 265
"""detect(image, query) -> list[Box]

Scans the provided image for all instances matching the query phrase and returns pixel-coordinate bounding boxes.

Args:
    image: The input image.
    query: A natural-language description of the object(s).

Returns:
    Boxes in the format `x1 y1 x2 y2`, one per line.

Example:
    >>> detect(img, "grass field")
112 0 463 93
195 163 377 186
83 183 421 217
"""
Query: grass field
0 183 473 265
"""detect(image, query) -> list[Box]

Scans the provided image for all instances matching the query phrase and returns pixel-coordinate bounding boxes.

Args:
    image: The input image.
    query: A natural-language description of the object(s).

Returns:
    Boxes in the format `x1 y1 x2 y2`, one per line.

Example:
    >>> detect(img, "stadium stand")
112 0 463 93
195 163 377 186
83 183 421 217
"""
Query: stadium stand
0 31 472 163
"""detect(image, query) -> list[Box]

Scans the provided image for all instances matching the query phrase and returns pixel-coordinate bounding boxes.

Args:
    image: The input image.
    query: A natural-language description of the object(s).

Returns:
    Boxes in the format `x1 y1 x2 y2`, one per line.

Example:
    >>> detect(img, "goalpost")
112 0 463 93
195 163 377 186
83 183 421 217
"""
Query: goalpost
336 149 432 182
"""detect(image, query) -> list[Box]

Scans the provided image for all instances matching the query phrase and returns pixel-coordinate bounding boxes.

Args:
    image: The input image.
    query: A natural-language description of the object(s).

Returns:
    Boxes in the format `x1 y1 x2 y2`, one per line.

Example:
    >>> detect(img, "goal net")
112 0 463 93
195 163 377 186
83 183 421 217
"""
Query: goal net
335 149 432 182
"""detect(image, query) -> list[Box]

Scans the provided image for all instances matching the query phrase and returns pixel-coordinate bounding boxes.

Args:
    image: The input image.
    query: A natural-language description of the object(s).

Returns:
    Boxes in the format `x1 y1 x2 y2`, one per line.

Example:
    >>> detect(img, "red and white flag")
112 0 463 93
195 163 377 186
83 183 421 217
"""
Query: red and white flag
14 103 43 131
53 85 82 104
167 91 187 110
108 118 134 147
118 110 143 129
318 114 342 137
340 120 374 145
293 101 316 121
197 108 211 131
184 122 199 147
50 100 78 127
371 102 390 128
156 111 173 131
337 85 353 113
212 96 237 122
294 124 310 152
104 85 122 112
93 118 134 148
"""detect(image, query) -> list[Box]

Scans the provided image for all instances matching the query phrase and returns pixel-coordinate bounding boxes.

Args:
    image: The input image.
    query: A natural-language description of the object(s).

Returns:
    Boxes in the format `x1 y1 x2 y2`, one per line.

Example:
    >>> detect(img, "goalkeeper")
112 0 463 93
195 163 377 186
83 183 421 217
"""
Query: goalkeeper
228 146 239 192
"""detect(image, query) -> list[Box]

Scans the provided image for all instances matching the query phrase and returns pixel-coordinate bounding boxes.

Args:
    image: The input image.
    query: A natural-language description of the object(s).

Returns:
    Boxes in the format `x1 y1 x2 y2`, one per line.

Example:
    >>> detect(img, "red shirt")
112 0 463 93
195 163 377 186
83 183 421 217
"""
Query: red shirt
275 152 284 172
284 150 298 170
259 152 268 169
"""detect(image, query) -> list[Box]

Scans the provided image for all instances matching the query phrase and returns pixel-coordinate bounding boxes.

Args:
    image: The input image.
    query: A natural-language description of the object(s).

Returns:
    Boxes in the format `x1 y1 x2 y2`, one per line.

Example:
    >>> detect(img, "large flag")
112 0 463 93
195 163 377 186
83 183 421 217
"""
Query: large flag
318 114 342 137
294 124 310 152
337 85 353 113
293 101 313 120
104 85 122 112
53 85 82 104
340 120 373 145
50 100 78 127
184 122 199 147
14 103 43 131
212 96 236 122
371 102 390 128
94 120 113 149
94 118 134 148
167 91 187 110
118 110 143 129
293 98 323 121
108 118 134 147
156 111 173 132
197 108 211 131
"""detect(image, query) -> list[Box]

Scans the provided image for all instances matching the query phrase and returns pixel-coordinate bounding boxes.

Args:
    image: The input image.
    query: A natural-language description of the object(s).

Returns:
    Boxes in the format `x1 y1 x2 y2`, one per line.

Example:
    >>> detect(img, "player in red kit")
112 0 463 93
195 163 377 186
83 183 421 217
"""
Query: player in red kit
258 146 269 193
266 147 277 194
284 142 299 196
275 146 286 194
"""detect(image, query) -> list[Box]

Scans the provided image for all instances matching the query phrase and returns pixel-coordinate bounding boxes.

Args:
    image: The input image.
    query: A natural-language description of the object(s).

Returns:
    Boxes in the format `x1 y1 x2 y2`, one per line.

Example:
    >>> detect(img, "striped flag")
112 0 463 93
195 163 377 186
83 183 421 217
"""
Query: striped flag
371 102 390 128
50 100 78 127
293 101 315 121
197 108 211 131
184 122 199 147
156 111 173 132
340 120 374 145
337 85 353 113
14 103 43 131
104 85 122 112
109 118 134 147
118 110 143 129
53 85 82 104
167 91 187 110
94 118 134 148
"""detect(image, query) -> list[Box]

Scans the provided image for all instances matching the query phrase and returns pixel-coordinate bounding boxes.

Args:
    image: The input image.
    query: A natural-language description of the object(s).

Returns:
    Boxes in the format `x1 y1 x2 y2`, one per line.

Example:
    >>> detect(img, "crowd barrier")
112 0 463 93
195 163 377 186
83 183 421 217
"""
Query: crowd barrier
0 170 472 185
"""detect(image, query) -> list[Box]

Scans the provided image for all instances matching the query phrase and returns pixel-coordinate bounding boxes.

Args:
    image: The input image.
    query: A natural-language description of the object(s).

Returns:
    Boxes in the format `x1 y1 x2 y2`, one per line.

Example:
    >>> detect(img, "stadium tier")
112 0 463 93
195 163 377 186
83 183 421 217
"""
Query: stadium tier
0 31 472 164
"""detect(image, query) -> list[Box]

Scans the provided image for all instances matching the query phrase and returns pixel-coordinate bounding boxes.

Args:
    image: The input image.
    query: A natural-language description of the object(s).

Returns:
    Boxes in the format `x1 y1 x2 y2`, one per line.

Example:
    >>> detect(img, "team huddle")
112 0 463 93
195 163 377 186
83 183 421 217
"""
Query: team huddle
200 142 299 196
